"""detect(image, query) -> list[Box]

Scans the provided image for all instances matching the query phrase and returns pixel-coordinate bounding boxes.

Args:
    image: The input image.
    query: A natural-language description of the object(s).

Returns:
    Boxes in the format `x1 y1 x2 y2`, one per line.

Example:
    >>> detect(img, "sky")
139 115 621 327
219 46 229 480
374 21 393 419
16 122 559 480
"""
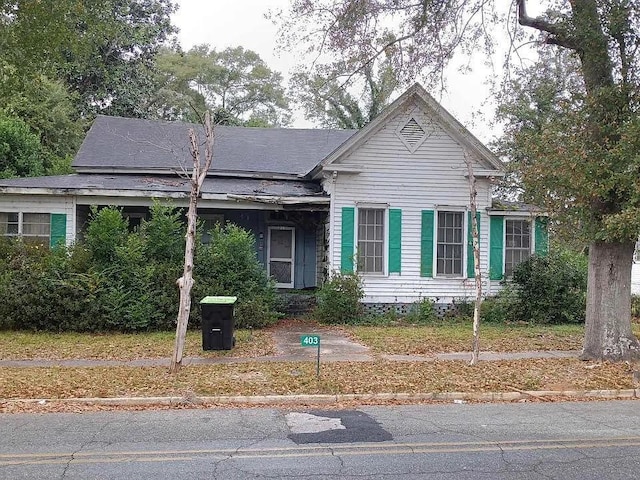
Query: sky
171 0 534 143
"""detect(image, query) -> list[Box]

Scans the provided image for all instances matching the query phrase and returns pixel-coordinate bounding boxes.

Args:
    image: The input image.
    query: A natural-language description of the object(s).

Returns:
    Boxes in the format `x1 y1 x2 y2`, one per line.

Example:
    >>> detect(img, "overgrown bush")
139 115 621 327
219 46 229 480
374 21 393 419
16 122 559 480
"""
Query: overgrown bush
194 223 278 329
84 206 130 267
0 241 103 331
480 286 518 323
509 248 587 324
405 298 438 324
314 272 363 324
0 207 279 332
446 297 475 320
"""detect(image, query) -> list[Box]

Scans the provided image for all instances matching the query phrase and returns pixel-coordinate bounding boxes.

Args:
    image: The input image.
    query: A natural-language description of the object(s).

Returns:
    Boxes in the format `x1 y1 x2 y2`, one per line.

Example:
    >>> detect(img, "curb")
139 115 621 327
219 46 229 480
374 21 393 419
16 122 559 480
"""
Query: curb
2 389 639 407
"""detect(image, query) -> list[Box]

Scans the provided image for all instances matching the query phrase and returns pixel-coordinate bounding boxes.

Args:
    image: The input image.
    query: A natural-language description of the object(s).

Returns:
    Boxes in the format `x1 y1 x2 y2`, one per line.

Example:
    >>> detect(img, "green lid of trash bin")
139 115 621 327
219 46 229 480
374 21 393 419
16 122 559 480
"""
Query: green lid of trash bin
200 296 238 304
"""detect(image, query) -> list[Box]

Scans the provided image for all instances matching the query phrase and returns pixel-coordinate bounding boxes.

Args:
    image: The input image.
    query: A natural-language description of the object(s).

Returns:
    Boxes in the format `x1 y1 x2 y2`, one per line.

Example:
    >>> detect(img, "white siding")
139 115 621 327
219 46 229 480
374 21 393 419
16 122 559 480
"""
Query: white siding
0 194 76 245
632 262 640 295
325 102 496 303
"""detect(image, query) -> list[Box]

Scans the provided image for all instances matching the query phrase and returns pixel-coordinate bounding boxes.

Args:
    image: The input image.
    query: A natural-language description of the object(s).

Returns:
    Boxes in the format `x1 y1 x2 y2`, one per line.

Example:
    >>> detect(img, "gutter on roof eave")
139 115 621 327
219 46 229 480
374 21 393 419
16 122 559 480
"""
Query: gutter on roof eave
0 186 195 199
226 194 330 205
464 170 506 178
486 208 547 216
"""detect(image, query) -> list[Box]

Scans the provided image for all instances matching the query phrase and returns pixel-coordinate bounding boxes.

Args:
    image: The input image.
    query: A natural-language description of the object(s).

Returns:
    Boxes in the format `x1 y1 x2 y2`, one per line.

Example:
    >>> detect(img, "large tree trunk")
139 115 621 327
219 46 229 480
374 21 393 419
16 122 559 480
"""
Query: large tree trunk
581 241 640 361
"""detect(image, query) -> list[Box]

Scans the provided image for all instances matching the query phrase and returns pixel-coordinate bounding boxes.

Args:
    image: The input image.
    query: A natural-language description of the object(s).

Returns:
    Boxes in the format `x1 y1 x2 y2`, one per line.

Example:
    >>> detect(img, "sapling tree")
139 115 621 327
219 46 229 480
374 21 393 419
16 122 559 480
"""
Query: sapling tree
169 111 214 373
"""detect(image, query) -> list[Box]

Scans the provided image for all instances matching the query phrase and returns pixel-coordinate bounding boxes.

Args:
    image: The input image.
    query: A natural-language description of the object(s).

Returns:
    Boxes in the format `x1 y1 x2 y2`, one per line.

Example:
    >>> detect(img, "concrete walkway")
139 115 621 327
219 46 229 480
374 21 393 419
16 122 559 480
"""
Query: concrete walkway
0 323 581 368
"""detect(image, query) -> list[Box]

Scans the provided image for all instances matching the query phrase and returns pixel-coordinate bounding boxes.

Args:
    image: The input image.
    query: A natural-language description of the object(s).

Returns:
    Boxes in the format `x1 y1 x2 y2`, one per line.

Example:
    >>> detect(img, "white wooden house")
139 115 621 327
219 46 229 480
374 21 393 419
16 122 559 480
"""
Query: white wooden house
0 84 548 310
632 242 640 295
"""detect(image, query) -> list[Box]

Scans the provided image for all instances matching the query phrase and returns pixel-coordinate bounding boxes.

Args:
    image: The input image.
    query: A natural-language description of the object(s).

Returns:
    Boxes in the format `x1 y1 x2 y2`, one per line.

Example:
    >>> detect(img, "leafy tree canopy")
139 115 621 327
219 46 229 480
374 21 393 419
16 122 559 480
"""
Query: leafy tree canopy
0 114 44 178
0 0 177 118
290 56 400 129
151 45 291 126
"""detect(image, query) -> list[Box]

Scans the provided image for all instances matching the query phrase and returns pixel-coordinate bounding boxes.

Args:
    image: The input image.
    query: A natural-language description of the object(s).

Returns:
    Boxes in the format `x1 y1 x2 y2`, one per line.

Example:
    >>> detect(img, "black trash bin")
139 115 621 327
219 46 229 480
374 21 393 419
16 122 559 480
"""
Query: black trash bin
200 296 237 350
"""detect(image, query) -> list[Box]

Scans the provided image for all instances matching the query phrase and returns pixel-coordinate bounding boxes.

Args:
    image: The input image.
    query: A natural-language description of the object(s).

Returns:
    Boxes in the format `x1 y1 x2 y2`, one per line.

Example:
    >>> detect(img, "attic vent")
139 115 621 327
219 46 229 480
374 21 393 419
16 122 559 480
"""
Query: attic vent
400 119 425 146
396 115 431 153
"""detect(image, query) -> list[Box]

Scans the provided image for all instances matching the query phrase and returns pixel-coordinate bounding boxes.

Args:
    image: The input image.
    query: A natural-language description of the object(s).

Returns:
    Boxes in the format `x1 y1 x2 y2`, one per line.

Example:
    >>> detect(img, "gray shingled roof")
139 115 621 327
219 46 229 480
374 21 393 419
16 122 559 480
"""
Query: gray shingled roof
490 199 544 213
0 174 325 198
73 116 356 177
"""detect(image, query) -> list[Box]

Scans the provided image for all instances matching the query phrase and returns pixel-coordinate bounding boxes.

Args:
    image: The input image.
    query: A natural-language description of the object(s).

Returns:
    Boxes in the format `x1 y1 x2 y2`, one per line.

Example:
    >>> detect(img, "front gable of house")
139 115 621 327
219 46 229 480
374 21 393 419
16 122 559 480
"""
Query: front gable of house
312 83 503 181
325 99 491 183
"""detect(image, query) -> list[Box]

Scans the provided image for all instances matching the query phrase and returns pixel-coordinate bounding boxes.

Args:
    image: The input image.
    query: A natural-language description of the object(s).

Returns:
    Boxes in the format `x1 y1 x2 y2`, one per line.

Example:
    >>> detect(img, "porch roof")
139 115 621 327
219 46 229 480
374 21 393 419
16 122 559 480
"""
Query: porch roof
0 174 328 202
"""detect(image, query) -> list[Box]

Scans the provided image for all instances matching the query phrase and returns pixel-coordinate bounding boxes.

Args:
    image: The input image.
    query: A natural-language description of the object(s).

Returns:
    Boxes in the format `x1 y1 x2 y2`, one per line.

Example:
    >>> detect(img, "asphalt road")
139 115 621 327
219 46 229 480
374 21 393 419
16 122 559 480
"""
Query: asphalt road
1 400 640 479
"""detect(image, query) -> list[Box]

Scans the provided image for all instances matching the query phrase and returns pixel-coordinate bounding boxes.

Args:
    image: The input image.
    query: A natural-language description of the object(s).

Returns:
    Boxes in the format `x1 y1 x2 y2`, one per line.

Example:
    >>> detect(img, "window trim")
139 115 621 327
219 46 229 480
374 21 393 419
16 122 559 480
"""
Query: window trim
434 209 466 278
355 206 388 276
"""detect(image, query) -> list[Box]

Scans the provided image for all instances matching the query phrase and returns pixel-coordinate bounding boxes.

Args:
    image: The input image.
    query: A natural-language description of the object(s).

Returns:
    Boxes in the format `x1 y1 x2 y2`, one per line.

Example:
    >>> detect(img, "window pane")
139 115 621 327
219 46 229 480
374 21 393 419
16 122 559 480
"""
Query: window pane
270 261 292 283
0 212 18 235
436 212 463 275
270 229 293 258
357 208 384 273
22 213 50 237
505 220 531 277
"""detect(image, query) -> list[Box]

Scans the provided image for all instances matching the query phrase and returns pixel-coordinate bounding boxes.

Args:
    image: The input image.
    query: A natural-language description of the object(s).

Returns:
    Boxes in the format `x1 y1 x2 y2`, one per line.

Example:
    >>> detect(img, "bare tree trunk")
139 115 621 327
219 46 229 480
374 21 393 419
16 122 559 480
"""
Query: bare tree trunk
581 241 640 361
465 153 483 365
169 112 214 374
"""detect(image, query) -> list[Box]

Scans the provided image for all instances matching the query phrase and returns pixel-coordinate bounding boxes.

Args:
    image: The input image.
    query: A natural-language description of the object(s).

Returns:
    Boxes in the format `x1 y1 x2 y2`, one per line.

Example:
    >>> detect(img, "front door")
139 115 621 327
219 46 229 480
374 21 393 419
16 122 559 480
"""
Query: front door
268 227 295 288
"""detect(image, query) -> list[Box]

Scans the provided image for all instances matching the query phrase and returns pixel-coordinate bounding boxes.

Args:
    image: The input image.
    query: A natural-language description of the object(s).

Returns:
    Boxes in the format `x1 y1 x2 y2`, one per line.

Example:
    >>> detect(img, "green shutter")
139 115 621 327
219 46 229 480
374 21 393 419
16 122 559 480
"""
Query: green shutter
467 211 481 278
50 214 67 248
420 210 434 277
535 217 549 256
340 207 355 273
489 215 504 280
388 209 402 273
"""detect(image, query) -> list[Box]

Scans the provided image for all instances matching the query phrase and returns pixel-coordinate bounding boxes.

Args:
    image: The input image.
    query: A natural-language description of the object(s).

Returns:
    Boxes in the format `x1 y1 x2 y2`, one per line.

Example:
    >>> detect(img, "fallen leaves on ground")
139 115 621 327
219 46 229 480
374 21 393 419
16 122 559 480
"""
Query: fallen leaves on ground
0 359 632 404
347 324 585 354
0 330 276 360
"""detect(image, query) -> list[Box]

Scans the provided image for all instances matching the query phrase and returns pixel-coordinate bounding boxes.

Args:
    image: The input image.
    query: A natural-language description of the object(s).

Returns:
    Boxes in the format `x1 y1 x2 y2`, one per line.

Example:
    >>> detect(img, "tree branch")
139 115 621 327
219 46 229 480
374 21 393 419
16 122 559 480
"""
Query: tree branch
516 0 579 50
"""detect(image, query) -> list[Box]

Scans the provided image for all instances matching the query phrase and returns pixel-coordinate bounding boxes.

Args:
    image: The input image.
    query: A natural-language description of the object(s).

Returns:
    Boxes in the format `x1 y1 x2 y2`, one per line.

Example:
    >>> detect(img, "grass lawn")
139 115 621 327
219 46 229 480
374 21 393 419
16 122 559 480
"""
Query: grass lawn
0 329 276 360
345 322 586 355
345 321 640 355
0 359 633 401
1 321 639 408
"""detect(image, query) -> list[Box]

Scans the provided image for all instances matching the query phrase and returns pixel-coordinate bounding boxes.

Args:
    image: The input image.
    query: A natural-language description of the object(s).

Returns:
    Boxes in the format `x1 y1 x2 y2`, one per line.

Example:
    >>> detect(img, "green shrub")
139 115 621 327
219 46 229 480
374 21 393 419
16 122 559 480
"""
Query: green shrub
0 240 103 331
405 298 438 324
0 214 279 332
446 297 475 320
509 248 587 324
141 203 185 262
194 223 278 329
480 286 518 323
314 272 363 324
84 206 128 267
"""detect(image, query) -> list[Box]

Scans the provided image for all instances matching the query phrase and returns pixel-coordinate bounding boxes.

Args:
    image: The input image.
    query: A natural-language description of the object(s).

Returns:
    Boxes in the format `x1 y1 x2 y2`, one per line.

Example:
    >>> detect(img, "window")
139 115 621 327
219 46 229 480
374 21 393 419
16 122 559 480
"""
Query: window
505 219 531 276
0 212 50 244
357 208 384 273
0 212 18 235
437 211 464 276
200 214 224 244
635 238 640 262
